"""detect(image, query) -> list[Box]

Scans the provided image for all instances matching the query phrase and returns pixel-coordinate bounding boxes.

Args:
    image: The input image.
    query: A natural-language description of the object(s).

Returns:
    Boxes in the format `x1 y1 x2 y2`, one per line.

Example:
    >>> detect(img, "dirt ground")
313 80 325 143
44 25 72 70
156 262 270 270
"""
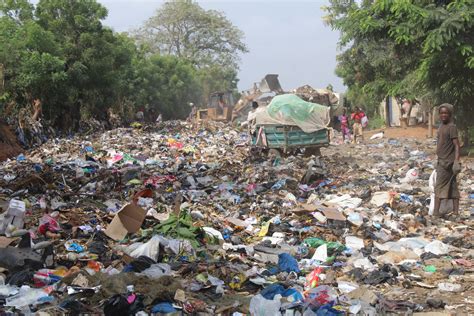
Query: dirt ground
365 125 474 159
365 125 435 140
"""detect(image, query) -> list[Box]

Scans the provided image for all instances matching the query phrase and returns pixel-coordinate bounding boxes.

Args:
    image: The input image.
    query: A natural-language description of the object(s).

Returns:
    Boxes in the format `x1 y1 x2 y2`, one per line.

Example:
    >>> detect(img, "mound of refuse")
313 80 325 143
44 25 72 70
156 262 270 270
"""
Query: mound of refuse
0 120 472 315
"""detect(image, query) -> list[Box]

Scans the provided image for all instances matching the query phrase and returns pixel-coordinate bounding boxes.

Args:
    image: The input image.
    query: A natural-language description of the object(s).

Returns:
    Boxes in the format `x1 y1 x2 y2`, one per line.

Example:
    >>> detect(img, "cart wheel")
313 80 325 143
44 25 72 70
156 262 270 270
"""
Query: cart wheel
304 147 321 157
268 149 281 159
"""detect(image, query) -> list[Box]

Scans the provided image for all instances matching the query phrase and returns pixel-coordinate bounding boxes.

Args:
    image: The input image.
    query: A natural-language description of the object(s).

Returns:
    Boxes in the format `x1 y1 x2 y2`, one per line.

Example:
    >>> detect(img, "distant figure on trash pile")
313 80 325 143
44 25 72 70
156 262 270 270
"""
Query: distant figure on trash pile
156 113 163 124
433 103 461 218
17 98 46 148
338 108 351 143
217 94 227 115
351 106 366 144
188 103 197 122
241 101 264 137
135 110 144 122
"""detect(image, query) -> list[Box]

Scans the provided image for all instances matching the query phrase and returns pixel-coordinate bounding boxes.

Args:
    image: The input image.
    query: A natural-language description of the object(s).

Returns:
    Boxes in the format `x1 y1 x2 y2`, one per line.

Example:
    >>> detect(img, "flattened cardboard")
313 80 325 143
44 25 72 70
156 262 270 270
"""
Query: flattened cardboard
105 203 147 240
321 207 346 221
292 203 318 214
226 217 247 227
0 236 17 248
302 203 318 211
347 286 377 305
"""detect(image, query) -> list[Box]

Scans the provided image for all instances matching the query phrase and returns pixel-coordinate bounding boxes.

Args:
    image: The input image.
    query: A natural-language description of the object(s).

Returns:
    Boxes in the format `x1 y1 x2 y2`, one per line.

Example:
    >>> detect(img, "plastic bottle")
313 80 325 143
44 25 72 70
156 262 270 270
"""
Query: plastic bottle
305 267 323 289
126 285 136 304
222 228 231 241
33 269 63 286
75 167 85 178
39 197 47 209
297 244 309 257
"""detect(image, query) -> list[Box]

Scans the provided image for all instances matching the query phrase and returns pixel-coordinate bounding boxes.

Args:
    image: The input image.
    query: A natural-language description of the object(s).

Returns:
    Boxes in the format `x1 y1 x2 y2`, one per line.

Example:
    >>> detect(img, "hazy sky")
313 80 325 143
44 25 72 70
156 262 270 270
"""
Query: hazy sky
100 0 345 92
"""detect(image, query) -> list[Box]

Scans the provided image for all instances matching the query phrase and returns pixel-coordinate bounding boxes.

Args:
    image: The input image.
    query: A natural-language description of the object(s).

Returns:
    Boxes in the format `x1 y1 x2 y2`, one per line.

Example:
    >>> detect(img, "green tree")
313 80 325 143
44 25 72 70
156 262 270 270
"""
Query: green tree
0 0 143 130
0 0 34 22
132 54 200 119
1 0 243 136
35 0 135 128
135 0 247 69
324 0 474 137
0 1 66 110
196 65 239 105
135 0 247 105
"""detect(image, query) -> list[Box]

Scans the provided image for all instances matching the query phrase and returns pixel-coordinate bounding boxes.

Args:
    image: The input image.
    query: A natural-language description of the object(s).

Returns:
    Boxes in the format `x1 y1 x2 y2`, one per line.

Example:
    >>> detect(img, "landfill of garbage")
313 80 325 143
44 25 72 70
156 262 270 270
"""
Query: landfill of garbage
0 121 473 315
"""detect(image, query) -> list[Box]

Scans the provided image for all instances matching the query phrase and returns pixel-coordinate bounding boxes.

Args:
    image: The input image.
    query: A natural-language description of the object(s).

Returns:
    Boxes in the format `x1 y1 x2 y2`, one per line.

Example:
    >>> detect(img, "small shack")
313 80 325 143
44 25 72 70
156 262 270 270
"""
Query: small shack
380 96 427 127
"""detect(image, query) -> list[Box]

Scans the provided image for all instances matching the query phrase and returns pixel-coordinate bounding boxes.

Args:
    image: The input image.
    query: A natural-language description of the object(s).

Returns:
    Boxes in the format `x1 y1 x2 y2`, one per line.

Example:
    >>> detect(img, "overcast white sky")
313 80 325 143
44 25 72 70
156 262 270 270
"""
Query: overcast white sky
99 0 345 92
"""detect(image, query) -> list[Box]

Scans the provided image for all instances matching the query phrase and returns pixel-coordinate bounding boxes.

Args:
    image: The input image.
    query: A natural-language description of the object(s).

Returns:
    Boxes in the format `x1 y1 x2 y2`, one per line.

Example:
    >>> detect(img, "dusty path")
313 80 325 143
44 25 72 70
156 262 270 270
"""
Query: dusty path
365 126 435 140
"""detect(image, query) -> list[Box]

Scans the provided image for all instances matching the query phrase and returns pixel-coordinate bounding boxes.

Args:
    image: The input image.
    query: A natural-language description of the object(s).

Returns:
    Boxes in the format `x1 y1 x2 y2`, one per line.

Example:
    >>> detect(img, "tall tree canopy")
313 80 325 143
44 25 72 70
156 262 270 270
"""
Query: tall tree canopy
0 0 248 132
135 0 248 104
132 55 200 119
0 0 137 129
324 0 474 133
135 0 248 69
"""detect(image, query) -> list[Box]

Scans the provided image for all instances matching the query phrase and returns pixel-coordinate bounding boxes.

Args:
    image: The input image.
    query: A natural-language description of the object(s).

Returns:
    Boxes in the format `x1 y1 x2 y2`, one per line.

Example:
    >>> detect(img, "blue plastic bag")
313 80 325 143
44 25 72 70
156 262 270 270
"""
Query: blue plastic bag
260 284 304 302
278 253 300 273
315 302 344 315
261 284 286 300
151 302 176 314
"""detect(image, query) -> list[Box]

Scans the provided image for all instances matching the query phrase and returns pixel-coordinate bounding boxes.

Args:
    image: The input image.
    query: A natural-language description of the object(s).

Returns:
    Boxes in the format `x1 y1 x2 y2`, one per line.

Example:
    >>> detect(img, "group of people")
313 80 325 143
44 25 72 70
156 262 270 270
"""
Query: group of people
135 109 162 124
338 106 367 144
338 104 461 218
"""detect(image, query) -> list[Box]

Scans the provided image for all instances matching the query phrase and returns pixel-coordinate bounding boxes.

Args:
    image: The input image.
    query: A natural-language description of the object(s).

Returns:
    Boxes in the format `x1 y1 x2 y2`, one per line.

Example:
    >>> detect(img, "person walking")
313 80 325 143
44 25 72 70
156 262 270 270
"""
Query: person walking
339 108 351 143
351 107 365 144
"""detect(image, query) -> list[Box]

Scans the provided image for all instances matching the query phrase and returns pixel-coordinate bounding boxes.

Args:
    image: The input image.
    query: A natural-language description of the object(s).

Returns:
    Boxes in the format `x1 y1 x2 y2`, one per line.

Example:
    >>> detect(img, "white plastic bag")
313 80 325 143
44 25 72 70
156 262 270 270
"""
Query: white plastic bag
428 169 453 215
424 240 450 255
5 286 49 308
140 263 172 279
428 170 436 215
129 235 161 260
249 294 281 316
400 168 419 183
361 116 368 128
345 236 365 251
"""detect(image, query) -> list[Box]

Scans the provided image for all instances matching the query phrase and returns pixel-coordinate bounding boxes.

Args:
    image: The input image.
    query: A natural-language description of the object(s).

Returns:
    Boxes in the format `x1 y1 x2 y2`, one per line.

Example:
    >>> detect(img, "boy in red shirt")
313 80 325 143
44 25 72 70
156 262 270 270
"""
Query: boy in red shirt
351 107 365 144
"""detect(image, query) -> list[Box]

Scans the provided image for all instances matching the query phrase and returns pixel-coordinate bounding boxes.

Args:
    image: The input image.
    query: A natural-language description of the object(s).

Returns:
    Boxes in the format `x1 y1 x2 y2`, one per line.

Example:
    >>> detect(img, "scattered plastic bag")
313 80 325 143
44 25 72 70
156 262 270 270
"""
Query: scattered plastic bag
249 294 281 316
278 253 300 273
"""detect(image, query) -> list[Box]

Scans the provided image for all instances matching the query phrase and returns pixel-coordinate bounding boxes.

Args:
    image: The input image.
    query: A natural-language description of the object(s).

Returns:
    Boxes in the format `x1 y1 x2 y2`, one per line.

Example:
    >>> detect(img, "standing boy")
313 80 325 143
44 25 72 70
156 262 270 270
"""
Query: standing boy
351 107 365 144
433 103 461 217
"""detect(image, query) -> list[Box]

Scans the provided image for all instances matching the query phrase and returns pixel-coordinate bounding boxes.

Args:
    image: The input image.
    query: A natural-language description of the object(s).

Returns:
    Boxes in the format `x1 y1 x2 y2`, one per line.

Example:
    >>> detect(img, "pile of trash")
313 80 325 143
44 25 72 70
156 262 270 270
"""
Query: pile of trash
291 85 339 106
0 120 473 315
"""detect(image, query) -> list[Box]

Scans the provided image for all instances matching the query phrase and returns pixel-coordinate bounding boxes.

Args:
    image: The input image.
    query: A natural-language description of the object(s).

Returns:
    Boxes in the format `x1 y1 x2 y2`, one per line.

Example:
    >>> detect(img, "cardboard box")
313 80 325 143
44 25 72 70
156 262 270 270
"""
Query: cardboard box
105 203 147 241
